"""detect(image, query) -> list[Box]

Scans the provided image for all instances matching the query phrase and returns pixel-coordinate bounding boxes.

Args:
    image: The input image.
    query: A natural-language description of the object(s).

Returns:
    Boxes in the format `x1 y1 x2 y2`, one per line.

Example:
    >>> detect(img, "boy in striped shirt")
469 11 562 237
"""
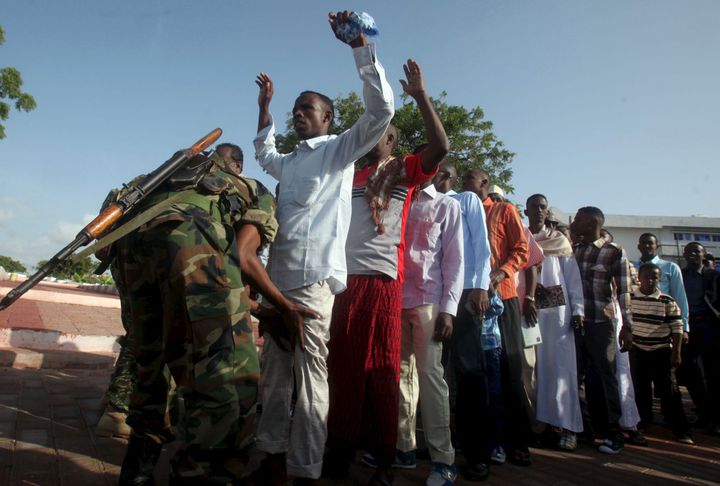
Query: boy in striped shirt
630 263 692 443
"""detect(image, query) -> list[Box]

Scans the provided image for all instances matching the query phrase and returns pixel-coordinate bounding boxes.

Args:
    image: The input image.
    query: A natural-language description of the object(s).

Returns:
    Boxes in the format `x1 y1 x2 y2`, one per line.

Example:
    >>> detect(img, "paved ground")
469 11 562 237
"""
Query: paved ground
0 282 718 485
0 365 718 486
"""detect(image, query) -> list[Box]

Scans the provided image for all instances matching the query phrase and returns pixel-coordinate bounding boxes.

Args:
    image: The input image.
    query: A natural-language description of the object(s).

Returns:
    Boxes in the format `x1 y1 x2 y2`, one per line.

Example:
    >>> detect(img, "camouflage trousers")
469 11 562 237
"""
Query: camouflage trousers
103 265 136 413
116 211 259 484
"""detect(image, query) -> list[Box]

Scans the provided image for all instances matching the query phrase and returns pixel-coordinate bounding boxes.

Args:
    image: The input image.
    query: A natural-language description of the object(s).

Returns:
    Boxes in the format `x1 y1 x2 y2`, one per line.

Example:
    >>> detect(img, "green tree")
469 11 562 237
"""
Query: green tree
35 256 98 281
0 25 37 140
275 91 515 192
0 255 27 273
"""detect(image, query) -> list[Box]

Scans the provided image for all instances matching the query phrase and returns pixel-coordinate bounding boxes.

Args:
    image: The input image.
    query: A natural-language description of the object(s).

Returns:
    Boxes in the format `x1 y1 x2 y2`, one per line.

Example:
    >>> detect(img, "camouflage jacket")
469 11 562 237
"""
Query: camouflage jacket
101 151 278 255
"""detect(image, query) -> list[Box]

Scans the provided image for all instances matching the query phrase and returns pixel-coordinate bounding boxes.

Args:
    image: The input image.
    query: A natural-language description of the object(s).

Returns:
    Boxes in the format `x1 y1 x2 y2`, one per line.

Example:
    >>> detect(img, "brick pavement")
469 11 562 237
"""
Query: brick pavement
0 364 717 486
0 282 718 484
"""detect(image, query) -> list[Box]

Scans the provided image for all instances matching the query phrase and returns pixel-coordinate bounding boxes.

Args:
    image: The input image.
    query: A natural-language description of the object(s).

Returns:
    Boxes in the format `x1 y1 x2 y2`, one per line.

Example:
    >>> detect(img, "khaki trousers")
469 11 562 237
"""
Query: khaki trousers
397 304 455 466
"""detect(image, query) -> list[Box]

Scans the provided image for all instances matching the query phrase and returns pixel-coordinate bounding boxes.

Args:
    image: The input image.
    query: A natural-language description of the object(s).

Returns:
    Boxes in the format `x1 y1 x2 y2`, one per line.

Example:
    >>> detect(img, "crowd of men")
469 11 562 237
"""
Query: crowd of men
92 11 720 486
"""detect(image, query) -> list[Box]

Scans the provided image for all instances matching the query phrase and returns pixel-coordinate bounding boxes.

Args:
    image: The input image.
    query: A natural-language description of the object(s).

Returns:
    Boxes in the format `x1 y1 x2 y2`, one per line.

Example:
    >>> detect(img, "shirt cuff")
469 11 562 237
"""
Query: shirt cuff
352 43 377 68
440 299 459 317
254 115 276 142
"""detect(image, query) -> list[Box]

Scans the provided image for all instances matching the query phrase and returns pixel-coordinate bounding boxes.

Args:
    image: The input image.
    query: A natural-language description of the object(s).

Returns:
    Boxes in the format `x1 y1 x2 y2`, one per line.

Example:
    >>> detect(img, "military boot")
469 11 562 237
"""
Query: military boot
96 405 132 439
119 433 162 486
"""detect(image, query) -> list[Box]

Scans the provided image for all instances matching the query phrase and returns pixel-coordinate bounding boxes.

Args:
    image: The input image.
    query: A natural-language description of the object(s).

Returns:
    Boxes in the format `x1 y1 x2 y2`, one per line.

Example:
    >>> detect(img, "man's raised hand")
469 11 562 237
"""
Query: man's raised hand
255 72 274 107
399 59 426 100
328 11 368 48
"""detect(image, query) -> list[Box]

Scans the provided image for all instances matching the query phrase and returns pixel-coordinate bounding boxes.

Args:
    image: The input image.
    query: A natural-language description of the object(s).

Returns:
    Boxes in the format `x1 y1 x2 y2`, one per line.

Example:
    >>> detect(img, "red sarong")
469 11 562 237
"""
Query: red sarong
327 274 402 466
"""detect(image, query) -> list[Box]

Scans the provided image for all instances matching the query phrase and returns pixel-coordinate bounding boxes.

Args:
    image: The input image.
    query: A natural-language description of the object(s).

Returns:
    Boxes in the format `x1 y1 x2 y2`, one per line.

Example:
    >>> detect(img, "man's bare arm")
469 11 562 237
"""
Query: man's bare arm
235 224 320 350
255 72 274 133
400 59 449 173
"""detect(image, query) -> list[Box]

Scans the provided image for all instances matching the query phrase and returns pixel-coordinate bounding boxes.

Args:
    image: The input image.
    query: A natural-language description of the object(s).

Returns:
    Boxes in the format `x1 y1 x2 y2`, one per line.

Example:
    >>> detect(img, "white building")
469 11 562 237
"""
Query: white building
551 210 720 264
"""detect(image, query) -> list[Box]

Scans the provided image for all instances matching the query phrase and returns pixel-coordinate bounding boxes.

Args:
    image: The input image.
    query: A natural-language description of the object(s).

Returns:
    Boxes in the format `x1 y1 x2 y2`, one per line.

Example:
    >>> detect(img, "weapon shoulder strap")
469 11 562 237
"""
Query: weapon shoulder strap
71 190 191 263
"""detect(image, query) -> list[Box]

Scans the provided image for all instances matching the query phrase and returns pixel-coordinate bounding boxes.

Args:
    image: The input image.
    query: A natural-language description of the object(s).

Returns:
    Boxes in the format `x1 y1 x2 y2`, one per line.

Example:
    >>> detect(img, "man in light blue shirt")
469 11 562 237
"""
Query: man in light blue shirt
252 11 394 482
637 233 689 333
433 166 493 480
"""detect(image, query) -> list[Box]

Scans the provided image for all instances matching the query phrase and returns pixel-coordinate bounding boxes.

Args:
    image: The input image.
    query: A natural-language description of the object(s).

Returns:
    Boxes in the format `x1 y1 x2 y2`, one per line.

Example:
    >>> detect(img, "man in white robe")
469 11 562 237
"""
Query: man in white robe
525 194 585 450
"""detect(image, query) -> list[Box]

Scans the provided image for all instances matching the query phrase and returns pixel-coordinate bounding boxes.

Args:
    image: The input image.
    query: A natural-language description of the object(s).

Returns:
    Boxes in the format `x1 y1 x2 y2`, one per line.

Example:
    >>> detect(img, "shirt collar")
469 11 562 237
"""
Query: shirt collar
298 134 333 150
592 237 606 248
635 288 661 299
482 196 494 210
639 255 660 265
422 184 438 199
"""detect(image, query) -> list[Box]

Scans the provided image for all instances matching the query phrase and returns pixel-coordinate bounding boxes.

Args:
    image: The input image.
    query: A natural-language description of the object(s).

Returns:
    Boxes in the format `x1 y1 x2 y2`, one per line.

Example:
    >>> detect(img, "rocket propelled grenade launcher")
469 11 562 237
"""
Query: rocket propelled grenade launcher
0 128 223 311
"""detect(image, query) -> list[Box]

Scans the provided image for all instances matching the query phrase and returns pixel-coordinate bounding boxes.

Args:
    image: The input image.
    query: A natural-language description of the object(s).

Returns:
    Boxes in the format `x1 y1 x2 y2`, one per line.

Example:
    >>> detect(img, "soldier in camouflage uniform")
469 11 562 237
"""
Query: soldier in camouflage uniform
114 150 318 485
98 144 248 438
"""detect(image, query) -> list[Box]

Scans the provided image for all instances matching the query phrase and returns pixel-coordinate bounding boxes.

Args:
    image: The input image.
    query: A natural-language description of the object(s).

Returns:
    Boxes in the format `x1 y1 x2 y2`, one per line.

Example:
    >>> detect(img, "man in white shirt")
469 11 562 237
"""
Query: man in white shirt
397 175 464 485
252 11 394 483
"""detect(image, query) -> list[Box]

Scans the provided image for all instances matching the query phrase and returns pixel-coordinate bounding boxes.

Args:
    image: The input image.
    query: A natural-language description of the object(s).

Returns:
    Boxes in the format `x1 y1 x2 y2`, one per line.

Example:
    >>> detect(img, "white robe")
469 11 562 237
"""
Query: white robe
614 302 641 429
535 255 585 432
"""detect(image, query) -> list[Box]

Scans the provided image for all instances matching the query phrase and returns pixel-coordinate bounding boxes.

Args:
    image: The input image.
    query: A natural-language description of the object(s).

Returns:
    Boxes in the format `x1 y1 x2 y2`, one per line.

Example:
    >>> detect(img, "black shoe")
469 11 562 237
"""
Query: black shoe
462 462 489 481
119 433 162 486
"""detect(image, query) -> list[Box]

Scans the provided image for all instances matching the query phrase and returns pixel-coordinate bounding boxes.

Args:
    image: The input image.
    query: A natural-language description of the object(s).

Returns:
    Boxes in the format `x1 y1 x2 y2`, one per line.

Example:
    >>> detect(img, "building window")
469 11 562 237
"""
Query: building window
712 235 720 242
695 234 712 242
674 233 693 241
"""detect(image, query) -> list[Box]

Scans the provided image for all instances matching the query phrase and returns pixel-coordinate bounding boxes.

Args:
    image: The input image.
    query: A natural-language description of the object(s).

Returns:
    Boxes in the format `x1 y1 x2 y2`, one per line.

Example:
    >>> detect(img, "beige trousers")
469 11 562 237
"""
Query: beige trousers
397 304 455 466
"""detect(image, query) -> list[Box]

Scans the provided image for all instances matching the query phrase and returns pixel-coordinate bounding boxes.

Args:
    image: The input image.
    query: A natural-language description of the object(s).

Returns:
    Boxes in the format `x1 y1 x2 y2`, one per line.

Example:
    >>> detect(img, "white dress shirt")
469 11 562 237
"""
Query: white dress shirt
254 44 394 293
402 185 465 315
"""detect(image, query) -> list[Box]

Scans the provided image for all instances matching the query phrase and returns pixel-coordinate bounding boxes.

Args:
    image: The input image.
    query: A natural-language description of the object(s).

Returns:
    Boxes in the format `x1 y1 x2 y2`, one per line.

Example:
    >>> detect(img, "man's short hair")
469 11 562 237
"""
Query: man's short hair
216 143 243 162
685 241 705 252
639 232 658 243
639 262 661 276
577 206 605 224
299 90 334 123
526 193 547 206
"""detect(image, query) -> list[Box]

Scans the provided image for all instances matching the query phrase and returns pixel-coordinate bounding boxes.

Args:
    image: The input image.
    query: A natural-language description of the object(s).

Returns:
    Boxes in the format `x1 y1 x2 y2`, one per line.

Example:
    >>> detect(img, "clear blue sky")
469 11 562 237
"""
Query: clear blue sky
1 0 718 268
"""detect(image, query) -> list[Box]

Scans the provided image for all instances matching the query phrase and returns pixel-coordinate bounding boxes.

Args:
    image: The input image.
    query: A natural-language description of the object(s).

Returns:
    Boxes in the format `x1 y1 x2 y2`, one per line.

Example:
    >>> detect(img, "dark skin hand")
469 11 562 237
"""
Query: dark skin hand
328 11 369 48
235 224 320 351
619 327 633 353
523 298 537 326
571 315 584 333
489 269 507 289
467 288 489 316
523 265 539 326
434 312 454 342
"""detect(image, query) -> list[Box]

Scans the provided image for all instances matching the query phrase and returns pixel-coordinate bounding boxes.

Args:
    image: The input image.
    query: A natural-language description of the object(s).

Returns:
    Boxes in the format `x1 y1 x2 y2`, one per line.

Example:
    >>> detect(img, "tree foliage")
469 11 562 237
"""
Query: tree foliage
0 25 37 140
35 256 98 281
0 255 27 273
274 91 515 192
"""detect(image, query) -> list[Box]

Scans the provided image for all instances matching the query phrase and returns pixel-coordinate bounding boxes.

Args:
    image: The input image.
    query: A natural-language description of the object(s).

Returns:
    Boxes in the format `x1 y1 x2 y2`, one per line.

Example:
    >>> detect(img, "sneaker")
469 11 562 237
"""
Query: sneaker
394 449 417 469
597 438 623 454
490 446 506 465
558 431 577 451
360 452 378 469
426 463 457 486
675 434 694 445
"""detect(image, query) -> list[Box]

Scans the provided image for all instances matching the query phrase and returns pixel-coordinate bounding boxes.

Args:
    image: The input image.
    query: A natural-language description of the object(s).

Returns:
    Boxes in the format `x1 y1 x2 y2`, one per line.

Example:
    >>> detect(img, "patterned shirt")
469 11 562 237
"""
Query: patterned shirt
574 238 633 329
347 153 436 281
481 293 505 350
630 289 683 351
636 255 689 332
